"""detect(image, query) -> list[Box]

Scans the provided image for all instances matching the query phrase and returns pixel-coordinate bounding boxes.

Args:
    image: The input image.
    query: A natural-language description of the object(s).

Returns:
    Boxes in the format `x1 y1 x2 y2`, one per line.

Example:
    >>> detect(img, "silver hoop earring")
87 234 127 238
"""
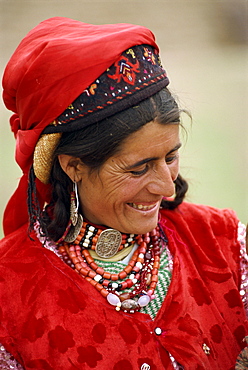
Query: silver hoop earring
64 182 83 243
70 182 79 226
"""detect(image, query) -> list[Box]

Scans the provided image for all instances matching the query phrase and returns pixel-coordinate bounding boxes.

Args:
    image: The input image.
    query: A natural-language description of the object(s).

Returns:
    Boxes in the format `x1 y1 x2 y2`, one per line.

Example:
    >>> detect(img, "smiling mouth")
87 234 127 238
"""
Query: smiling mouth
128 203 157 211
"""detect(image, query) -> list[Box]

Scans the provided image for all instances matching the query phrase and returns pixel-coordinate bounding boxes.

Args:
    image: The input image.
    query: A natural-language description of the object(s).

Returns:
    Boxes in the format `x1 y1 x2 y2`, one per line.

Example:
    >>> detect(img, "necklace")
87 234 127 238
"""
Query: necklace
72 220 137 258
58 224 163 313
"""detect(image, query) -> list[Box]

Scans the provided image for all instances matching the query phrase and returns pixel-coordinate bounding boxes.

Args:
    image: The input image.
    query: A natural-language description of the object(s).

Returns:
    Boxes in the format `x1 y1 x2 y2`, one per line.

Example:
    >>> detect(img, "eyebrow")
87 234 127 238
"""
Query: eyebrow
127 143 182 169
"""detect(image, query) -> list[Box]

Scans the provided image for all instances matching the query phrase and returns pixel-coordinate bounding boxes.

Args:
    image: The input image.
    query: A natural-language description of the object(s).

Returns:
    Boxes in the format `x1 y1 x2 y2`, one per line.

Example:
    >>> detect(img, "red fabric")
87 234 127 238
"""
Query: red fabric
0 203 247 369
2 17 157 236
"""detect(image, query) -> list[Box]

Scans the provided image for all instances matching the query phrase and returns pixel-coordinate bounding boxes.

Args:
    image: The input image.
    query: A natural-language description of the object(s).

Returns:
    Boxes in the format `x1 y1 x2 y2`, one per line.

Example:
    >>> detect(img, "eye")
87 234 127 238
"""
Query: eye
165 152 179 164
130 164 149 176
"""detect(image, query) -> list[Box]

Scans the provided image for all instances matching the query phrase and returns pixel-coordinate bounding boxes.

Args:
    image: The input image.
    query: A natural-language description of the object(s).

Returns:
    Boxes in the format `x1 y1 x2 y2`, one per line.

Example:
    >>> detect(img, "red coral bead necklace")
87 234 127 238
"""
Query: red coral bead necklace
58 221 162 313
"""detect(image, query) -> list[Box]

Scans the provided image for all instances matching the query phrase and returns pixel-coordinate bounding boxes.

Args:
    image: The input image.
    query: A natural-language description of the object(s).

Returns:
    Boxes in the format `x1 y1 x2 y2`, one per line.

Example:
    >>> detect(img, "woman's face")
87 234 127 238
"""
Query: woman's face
75 120 180 234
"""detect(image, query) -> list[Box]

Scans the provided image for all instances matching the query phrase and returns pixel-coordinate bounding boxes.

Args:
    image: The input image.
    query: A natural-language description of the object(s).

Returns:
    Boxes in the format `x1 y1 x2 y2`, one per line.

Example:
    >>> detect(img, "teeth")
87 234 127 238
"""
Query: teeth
131 203 155 211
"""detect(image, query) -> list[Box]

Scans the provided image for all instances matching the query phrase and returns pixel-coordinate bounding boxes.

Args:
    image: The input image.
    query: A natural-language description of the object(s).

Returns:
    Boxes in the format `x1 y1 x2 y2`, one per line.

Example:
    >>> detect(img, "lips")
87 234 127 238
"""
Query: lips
128 202 157 211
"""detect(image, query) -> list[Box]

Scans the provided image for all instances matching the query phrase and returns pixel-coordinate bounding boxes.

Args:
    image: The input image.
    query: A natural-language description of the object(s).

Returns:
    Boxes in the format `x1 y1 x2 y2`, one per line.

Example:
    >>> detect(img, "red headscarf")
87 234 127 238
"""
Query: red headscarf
2 17 158 236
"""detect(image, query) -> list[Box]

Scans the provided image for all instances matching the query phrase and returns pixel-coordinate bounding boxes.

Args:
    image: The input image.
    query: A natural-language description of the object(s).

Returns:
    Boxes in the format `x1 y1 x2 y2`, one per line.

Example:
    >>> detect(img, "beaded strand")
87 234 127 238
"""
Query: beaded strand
73 221 137 251
58 226 162 313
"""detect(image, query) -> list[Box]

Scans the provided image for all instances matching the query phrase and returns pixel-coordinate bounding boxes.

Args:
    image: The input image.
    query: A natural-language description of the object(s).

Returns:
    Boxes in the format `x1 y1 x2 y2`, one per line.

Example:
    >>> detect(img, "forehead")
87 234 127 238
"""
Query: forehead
117 121 180 157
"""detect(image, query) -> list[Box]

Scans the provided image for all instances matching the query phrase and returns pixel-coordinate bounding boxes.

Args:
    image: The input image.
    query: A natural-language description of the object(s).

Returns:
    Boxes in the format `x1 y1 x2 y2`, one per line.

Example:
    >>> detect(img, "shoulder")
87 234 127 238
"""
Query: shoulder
0 224 40 256
172 201 237 221
160 202 240 263
160 201 239 236
160 202 241 279
0 224 56 285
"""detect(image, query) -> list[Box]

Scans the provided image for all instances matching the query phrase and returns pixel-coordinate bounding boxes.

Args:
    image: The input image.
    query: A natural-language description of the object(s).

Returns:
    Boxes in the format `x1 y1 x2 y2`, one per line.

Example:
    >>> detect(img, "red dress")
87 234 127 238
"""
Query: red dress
0 202 247 369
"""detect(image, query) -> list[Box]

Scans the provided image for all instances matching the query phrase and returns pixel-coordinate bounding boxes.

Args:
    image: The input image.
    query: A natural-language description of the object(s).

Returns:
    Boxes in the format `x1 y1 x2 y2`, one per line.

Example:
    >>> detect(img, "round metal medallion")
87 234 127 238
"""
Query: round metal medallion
95 229 122 258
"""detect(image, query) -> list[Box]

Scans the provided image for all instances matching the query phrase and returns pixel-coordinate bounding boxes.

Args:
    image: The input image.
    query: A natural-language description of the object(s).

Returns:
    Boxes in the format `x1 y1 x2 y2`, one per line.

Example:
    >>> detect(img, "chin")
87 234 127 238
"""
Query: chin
129 220 158 235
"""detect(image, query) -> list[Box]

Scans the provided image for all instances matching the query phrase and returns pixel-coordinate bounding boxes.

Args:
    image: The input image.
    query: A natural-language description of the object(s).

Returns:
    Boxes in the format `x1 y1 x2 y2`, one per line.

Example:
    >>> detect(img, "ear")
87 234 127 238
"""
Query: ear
58 154 83 182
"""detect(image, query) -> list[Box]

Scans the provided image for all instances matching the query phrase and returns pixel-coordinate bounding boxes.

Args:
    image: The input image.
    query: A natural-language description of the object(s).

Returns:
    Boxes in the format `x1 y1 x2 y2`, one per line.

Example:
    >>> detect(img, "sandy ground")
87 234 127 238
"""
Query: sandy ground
0 0 247 237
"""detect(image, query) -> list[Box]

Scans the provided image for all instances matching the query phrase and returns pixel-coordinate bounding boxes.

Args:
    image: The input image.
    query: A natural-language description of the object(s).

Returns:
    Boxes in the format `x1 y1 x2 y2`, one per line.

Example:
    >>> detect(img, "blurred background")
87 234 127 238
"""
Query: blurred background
0 0 247 238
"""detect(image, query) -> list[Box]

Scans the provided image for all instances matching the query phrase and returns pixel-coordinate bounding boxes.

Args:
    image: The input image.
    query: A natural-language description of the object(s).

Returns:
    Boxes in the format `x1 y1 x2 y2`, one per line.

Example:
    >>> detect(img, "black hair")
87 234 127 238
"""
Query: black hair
28 88 188 241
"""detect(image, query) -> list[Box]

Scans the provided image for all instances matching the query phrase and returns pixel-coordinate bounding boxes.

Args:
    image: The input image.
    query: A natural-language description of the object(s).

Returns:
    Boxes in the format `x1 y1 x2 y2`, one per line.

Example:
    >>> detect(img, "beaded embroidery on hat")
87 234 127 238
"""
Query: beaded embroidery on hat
43 44 169 134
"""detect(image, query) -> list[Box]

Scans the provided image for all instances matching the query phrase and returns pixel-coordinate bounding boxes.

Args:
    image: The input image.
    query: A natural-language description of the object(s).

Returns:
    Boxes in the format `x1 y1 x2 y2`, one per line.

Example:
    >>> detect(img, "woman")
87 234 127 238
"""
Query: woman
0 17 247 370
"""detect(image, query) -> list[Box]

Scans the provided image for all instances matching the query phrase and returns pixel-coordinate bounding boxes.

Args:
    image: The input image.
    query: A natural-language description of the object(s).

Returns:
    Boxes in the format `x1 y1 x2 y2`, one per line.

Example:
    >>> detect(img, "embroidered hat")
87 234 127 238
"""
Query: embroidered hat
43 44 169 134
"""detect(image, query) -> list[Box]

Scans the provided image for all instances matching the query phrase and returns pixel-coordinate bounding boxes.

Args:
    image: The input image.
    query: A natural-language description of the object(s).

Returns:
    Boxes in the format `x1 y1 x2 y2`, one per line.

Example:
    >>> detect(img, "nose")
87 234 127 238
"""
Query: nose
146 162 178 197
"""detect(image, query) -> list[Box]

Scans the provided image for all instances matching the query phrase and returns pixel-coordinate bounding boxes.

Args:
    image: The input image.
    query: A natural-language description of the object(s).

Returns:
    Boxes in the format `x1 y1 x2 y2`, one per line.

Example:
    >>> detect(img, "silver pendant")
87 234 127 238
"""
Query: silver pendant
95 229 122 258
64 214 84 243
69 192 78 227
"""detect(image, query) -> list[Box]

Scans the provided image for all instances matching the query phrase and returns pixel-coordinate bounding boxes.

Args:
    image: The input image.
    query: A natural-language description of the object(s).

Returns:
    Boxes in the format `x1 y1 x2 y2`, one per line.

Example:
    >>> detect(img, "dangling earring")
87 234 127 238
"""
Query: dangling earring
70 182 79 226
64 182 83 243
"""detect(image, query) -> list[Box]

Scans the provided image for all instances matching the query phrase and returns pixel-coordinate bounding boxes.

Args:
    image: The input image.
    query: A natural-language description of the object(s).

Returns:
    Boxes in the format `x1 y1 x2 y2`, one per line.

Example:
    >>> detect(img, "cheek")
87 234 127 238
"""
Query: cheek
106 178 144 205
102 174 134 197
78 178 101 206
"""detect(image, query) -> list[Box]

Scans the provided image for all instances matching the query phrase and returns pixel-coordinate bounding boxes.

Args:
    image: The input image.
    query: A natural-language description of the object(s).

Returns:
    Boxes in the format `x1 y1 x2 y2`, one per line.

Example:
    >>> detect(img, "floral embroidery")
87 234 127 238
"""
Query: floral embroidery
108 55 140 85
144 47 156 64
